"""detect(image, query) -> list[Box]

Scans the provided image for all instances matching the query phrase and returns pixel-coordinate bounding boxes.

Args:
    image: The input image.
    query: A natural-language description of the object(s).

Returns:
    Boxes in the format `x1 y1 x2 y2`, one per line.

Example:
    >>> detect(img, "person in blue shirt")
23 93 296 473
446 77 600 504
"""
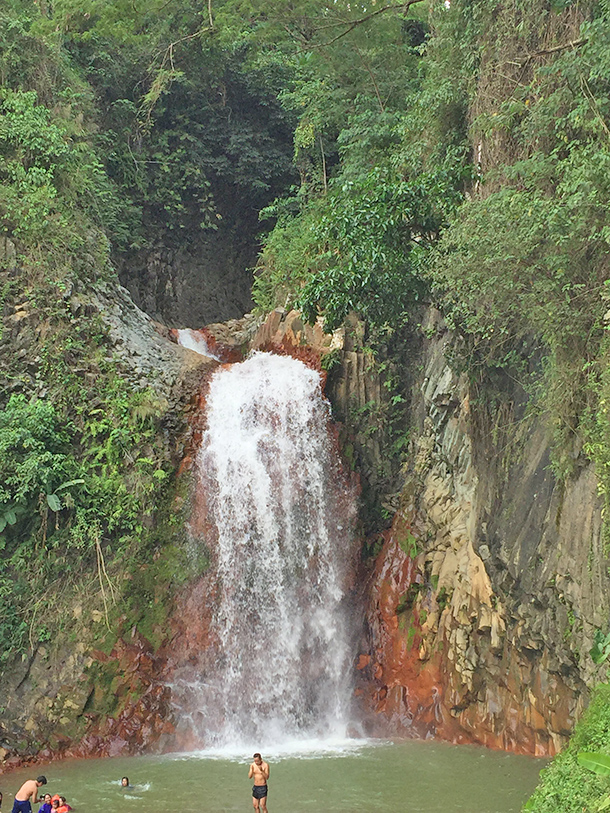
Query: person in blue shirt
38 794 52 813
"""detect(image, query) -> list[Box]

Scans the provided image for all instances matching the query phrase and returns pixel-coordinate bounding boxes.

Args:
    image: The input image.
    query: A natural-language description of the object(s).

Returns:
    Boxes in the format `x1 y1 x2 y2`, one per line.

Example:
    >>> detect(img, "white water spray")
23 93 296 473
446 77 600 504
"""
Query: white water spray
176 328 221 360
182 352 358 751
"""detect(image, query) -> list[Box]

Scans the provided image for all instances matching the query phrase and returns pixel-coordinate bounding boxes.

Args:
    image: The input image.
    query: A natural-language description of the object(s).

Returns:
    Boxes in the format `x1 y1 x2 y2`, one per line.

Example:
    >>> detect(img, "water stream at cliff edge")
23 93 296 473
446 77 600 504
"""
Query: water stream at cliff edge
174 351 359 751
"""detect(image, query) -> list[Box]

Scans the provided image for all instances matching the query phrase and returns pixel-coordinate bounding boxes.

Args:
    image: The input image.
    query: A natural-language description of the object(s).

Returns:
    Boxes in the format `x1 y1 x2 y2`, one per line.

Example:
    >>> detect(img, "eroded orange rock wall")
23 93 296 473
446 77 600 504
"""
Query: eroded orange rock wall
345 309 606 757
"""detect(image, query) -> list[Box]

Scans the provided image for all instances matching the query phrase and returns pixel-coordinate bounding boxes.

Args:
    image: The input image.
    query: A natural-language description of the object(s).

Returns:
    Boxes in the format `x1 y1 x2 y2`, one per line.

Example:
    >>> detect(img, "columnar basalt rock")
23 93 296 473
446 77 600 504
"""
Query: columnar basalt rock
350 309 606 756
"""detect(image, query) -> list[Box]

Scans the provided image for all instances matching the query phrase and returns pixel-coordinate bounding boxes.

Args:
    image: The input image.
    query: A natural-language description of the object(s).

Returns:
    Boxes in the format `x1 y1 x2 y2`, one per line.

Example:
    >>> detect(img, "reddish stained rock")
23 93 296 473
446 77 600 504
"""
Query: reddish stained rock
358 514 579 757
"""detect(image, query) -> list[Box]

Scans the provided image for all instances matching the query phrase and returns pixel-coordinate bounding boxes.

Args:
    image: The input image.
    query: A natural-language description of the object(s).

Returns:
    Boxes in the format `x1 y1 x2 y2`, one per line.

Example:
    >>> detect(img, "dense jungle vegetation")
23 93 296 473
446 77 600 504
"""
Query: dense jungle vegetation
2 0 610 804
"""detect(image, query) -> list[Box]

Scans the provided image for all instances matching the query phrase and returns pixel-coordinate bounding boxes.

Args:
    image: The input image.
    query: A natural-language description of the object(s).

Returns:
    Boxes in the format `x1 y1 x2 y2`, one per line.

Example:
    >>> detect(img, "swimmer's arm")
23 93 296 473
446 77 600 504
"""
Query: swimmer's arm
248 764 254 779
262 763 269 781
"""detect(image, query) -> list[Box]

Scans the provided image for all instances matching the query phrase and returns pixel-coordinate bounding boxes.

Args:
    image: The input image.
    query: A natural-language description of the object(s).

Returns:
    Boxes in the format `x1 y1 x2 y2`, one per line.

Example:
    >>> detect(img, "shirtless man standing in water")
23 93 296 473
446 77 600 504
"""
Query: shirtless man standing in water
12 778 47 813
248 753 270 812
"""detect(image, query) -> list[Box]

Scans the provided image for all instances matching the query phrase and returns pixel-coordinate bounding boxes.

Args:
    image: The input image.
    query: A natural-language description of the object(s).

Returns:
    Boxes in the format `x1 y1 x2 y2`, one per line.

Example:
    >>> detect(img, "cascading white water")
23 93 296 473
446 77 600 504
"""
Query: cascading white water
184 352 358 750
176 328 221 360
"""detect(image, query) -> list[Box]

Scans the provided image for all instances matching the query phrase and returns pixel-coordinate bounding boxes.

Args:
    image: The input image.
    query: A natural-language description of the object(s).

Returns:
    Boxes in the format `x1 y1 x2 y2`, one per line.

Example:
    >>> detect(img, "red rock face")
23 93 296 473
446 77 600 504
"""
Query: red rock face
357 529 455 741
356 515 579 757
15 632 176 770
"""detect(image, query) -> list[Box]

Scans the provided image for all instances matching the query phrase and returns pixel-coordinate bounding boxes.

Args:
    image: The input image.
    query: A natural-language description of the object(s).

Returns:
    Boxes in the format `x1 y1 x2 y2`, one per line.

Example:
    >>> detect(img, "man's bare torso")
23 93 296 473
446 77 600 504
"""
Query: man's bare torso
250 761 269 786
15 781 38 803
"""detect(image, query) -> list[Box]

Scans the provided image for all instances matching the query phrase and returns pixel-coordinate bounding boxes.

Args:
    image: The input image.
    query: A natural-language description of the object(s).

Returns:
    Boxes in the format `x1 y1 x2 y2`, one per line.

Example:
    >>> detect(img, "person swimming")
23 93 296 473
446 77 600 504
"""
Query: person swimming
120 778 130 789
37 794 51 813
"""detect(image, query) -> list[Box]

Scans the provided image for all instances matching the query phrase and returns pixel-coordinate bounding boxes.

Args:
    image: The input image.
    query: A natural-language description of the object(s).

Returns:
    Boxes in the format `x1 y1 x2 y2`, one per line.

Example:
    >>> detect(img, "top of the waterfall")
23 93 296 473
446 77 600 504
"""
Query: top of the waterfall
176 328 222 361
210 350 323 391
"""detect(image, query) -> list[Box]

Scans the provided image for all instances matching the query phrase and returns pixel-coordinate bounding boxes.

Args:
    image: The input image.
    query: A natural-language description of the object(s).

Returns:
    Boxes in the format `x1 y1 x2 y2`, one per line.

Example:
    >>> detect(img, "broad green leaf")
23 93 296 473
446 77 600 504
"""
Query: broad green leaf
5 510 17 525
591 629 610 664
577 752 610 776
55 479 85 492
597 794 610 812
46 493 61 512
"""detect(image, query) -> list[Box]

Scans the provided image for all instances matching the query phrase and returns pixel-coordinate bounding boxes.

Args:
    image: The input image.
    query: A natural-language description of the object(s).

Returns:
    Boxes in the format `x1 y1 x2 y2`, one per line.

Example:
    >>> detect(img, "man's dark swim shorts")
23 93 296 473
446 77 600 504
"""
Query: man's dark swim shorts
12 801 32 813
252 784 268 799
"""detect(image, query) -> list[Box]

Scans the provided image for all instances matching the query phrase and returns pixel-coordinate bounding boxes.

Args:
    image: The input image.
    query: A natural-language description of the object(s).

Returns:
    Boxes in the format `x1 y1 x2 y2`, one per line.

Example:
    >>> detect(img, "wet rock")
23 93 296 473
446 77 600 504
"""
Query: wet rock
357 309 604 756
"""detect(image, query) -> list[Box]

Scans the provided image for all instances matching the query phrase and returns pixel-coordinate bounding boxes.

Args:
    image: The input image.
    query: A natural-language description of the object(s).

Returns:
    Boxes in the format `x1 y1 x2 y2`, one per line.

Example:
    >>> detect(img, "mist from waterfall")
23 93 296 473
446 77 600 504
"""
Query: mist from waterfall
181 352 359 752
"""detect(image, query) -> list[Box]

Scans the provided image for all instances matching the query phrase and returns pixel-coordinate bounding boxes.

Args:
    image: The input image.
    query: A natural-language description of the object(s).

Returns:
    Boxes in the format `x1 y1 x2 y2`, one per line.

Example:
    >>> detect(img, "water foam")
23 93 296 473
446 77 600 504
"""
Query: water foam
176 328 221 360
179 352 358 750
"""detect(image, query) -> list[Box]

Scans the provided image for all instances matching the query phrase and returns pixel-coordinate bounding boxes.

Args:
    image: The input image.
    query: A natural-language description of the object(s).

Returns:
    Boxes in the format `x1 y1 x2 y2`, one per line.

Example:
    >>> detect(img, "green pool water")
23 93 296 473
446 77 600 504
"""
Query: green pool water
0 739 544 813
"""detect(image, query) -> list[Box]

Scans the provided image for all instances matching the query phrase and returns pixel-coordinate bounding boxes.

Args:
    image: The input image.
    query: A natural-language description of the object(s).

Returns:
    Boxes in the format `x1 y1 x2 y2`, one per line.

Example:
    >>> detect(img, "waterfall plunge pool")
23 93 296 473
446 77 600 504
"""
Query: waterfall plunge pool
1 740 544 813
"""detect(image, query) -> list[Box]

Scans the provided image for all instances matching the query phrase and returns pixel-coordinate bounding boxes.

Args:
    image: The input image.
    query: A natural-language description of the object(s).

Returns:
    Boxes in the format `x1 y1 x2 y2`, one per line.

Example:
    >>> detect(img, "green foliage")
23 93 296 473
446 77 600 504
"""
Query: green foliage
252 2 469 332
524 684 610 812
582 326 610 542
0 394 76 534
52 1 296 239
0 80 130 261
296 168 449 332
591 629 610 666
0 89 69 241
257 149 465 332
319 348 341 372
397 530 419 558
422 0 610 522
578 752 610 777
0 0 296 266
0 317 176 667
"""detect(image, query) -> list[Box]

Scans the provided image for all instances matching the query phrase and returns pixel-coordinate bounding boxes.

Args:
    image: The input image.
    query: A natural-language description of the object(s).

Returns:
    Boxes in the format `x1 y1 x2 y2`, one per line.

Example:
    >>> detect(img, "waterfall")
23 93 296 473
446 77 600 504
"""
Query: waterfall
175 328 221 360
182 352 358 751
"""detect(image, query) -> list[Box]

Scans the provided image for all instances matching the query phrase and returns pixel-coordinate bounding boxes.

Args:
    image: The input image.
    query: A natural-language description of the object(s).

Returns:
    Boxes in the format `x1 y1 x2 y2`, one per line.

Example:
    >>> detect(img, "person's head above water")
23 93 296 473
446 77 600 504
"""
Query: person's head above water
121 777 129 787
37 778 48 787
253 753 262 764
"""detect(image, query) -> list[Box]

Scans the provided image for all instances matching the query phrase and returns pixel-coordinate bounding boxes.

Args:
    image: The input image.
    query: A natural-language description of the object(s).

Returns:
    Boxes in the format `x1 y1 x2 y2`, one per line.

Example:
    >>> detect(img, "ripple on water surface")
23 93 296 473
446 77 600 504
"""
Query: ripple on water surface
1 739 544 813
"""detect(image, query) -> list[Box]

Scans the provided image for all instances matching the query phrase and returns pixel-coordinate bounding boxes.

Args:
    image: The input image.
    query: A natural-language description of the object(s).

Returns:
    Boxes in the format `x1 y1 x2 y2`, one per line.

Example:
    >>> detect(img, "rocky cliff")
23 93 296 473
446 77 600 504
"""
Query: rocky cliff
342 309 609 756
1 302 606 770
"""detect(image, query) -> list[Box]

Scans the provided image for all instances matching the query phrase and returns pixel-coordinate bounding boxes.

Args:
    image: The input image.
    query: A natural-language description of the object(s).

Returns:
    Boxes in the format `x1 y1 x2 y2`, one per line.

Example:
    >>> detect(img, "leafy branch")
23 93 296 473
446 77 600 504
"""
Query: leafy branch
299 1 425 49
